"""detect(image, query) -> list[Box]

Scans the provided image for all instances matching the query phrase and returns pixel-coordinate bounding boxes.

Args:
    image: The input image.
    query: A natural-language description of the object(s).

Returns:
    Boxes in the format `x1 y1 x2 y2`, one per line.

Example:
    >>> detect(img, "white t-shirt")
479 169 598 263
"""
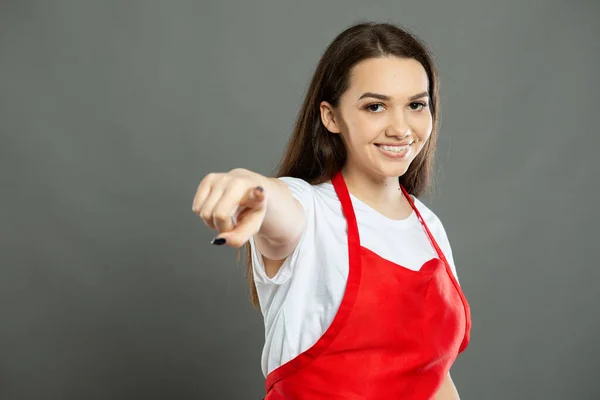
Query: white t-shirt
249 177 459 378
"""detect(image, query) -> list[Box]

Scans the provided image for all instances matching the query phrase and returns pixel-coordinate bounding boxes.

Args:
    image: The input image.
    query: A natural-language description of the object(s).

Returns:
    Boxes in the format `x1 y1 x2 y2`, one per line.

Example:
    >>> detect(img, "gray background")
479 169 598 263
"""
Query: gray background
1 0 599 399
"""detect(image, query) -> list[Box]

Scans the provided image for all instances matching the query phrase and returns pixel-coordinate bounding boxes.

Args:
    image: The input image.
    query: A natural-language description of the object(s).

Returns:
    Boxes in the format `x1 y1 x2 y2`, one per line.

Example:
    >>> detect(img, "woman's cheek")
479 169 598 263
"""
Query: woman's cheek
412 114 433 137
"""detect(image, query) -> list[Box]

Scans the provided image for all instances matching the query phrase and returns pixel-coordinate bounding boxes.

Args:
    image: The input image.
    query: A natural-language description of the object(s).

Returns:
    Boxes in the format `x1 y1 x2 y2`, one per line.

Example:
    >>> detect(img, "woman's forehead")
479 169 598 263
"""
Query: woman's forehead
346 57 429 99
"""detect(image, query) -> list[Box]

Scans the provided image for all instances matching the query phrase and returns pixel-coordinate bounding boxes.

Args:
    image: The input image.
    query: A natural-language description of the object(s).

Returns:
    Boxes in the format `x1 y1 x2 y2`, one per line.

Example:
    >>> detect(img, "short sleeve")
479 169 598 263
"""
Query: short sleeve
435 224 459 285
441 236 459 284
249 177 315 285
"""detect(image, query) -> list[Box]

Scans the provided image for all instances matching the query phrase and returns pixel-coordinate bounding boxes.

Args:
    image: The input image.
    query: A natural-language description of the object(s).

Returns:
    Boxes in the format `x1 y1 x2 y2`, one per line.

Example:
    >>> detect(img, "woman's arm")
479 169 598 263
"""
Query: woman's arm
253 176 305 278
193 168 305 278
435 373 460 400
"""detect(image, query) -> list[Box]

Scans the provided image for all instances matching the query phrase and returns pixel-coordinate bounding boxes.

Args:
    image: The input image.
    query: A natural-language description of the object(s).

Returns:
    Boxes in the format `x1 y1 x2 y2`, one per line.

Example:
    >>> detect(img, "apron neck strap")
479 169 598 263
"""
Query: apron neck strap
400 184 450 266
332 171 361 248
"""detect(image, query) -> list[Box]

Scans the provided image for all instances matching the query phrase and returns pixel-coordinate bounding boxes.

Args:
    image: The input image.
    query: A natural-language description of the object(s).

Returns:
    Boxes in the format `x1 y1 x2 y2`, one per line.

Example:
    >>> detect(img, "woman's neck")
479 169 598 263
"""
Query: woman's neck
340 164 412 220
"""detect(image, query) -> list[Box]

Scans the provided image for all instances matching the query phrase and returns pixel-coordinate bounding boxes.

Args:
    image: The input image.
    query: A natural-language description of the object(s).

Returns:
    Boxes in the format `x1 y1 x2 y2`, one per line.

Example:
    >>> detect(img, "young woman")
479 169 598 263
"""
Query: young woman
193 22 471 399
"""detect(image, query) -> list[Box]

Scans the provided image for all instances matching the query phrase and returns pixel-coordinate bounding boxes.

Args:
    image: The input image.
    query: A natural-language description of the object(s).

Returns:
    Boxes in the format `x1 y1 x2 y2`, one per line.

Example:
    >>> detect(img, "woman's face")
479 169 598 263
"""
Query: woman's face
320 56 433 180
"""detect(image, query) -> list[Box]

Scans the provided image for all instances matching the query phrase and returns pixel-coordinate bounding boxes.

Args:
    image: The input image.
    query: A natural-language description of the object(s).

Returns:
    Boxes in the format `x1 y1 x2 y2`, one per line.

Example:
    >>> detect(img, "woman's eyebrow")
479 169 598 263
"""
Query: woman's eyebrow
409 91 429 100
358 92 391 101
357 91 429 101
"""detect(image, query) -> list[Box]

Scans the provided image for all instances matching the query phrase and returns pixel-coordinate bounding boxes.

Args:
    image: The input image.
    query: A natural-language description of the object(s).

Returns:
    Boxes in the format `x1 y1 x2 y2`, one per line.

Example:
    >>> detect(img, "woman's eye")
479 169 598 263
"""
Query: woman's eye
365 103 385 113
409 102 428 111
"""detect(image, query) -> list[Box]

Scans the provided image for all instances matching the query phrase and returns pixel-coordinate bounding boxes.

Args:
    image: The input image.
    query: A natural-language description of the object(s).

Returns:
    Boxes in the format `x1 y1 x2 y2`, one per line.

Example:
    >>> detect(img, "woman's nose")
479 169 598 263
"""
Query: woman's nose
386 112 410 138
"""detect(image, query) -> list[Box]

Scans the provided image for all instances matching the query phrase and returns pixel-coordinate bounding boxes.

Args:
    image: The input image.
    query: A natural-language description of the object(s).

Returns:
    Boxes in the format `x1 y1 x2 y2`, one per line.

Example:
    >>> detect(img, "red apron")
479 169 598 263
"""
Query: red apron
264 171 471 399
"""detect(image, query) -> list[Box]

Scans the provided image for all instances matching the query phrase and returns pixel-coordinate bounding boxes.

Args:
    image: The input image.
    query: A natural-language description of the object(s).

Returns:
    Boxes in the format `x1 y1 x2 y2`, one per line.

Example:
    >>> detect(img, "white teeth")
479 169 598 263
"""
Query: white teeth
379 144 410 152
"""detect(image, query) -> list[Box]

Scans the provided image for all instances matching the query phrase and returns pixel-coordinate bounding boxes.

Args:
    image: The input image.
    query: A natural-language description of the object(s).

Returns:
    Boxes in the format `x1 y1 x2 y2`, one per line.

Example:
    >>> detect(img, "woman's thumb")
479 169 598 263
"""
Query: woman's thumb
240 186 265 208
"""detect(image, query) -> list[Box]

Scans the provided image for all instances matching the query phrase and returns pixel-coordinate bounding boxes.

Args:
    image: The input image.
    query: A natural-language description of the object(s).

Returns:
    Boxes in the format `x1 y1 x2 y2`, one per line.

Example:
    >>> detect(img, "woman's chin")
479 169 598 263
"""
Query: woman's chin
376 162 412 179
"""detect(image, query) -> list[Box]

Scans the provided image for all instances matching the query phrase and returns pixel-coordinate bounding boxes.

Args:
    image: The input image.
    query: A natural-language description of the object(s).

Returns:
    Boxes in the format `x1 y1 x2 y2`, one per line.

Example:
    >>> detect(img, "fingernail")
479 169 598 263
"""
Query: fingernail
211 237 226 246
255 186 264 193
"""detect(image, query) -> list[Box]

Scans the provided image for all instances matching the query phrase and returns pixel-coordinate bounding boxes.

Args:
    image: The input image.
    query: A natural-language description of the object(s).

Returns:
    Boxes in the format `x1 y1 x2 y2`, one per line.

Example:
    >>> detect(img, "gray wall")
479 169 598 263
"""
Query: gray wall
1 1 599 399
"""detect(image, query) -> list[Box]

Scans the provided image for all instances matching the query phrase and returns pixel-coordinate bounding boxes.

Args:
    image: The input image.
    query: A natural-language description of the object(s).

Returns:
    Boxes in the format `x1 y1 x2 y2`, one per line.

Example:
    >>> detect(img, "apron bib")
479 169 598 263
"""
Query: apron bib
264 172 471 399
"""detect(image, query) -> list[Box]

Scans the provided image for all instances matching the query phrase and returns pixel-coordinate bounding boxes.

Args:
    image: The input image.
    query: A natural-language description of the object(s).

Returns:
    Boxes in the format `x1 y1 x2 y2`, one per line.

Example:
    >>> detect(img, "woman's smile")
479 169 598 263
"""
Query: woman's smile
374 142 415 160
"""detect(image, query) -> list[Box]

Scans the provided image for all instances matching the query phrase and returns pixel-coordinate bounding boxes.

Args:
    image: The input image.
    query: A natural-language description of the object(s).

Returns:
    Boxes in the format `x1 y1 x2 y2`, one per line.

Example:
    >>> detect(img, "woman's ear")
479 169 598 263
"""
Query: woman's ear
320 101 341 134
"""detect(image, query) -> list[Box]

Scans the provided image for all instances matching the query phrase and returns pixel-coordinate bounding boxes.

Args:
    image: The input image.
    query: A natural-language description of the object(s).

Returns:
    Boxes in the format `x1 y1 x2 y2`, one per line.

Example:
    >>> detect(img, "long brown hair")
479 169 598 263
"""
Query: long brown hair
245 22 441 309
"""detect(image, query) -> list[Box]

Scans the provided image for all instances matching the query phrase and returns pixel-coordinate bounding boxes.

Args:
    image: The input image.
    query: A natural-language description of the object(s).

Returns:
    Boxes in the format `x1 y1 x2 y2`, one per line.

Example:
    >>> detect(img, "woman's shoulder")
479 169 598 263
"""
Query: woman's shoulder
276 177 314 204
277 177 336 198
277 176 331 189
408 195 445 226
276 177 337 215
409 195 450 239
